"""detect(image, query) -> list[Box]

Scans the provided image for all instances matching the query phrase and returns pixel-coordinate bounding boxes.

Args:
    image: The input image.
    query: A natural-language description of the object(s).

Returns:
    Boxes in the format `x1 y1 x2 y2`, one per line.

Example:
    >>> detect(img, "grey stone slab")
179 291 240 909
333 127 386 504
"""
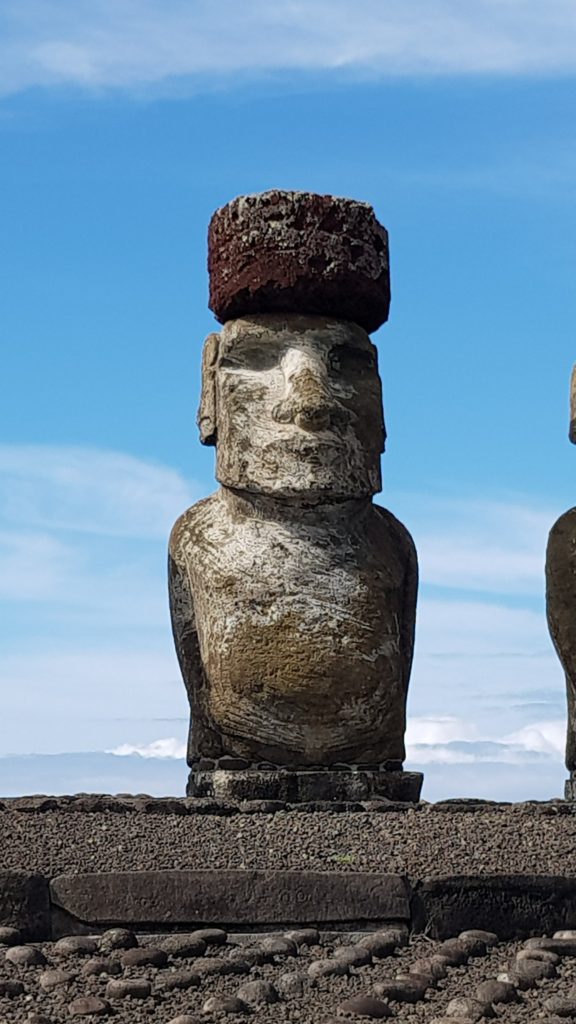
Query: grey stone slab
0 872 51 941
50 870 411 931
189 769 423 803
413 875 576 939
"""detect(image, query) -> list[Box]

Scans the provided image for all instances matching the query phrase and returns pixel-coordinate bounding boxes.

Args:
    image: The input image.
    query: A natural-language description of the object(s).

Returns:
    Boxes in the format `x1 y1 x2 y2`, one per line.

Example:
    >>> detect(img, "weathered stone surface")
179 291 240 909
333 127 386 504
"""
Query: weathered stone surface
308 958 349 979
171 311 417 774
68 995 110 1016
98 927 137 952
0 872 50 941
373 977 428 1002
6 944 47 966
190 768 423 802
202 995 247 1014
105 978 151 1000
445 996 494 1020
50 869 410 928
414 874 576 938
208 191 390 333
236 979 279 1006
475 980 519 1004
337 995 393 1018
547 507 576 776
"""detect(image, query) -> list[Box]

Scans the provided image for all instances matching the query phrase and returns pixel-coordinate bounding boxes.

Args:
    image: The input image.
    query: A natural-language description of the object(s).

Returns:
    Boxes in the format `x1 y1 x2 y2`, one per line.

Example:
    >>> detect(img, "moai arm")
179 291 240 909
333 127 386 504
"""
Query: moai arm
168 515 222 764
375 506 418 693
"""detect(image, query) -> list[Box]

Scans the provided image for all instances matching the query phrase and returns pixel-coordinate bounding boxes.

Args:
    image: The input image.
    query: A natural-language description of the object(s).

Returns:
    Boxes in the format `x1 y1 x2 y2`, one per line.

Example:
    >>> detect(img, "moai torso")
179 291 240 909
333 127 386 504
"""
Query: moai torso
169 191 420 799
546 366 576 783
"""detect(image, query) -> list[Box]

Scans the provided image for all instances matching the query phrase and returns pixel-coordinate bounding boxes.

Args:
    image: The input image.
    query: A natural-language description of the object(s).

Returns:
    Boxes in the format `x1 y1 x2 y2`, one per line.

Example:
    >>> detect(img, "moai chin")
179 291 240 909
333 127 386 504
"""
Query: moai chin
547 365 576 800
169 190 422 803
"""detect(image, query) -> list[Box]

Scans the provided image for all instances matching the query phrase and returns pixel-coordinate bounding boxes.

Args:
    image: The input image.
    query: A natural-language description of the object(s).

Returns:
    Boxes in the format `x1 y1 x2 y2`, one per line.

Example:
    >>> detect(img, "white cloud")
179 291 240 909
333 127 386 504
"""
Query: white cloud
405 714 566 767
110 737 186 758
391 494 555 597
1 0 575 97
0 445 196 540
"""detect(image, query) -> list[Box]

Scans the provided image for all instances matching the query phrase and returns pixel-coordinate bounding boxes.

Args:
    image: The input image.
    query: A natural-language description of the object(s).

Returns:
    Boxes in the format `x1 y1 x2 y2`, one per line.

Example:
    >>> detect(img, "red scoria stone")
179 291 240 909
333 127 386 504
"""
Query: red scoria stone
208 190 390 333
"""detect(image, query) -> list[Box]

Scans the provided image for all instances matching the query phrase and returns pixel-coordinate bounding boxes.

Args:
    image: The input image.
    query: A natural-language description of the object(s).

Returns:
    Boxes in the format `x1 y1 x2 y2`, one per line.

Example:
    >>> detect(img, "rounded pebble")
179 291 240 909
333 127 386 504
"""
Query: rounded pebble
510 957 557 988
475 979 519 1004
308 959 350 979
435 939 469 965
276 971 314 998
337 995 392 1018
236 979 279 1006
54 936 97 956
334 945 373 968
358 933 397 958
285 927 320 947
160 934 207 958
202 995 247 1014
459 929 499 946
373 977 428 1003
120 946 167 967
259 935 298 956
80 956 121 977
445 996 493 1020
98 928 137 952
105 978 151 999
160 969 201 991
167 1017 201 1024
545 994 576 1016
67 996 110 1017
457 935 487 957
0 926 21 946
516 947 560 965
410 956 449 981
190 928 227 946
0 978 25 996
39 969 74 991
6 945 47 966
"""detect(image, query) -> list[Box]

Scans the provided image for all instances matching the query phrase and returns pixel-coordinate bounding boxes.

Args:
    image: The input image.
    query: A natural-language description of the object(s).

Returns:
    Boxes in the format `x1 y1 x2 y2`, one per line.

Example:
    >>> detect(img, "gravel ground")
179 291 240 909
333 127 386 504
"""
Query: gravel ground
1 802 576 878
2 925 576 1023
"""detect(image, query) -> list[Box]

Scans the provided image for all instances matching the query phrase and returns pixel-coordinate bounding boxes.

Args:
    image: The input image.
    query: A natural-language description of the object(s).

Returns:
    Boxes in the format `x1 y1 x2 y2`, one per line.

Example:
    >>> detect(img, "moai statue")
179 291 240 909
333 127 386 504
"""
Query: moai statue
547 365 576 799
169 190 422 803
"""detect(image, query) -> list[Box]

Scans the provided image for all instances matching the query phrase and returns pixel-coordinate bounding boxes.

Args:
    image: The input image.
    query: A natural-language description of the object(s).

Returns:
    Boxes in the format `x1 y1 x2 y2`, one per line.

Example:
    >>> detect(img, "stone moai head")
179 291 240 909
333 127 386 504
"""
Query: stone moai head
198 190 390 500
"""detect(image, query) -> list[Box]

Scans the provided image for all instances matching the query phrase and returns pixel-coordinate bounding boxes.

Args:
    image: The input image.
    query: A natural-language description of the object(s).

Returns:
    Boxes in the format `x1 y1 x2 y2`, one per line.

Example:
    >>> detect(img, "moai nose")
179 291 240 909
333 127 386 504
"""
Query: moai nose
284 354 333 432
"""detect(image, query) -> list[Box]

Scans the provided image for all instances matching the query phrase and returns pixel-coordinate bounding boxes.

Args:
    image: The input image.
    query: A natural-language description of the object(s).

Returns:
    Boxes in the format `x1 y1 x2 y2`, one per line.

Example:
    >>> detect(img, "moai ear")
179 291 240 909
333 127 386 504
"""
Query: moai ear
565 366 569 446
197 332 220 446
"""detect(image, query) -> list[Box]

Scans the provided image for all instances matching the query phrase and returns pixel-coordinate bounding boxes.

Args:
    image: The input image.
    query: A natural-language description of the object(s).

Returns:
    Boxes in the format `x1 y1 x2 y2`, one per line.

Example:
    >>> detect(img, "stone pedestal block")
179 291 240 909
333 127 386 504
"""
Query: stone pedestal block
187 768 423 804
208 190 390 333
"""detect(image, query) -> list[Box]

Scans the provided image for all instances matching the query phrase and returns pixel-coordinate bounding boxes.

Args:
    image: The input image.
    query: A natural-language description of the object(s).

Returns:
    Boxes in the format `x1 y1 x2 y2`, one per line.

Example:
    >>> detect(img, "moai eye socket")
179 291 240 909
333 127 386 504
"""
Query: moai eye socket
219 345 281 373
329 344 376 374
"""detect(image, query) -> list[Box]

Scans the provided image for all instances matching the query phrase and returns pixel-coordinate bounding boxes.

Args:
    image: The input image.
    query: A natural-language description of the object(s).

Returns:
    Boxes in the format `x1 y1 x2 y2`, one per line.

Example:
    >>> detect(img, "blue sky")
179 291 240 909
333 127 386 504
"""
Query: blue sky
1 0 576 799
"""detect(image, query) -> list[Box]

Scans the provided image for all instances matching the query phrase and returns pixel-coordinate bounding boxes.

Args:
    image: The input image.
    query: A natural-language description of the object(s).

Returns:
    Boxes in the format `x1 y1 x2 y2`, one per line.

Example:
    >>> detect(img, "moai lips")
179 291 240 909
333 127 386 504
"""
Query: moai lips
169 190 421 802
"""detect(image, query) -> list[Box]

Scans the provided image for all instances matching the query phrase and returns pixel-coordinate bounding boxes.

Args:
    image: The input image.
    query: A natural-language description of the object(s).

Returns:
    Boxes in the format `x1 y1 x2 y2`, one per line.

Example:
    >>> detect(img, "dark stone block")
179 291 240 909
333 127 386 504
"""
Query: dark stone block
50 869 411 932
0 872 51 941
413 875 576 939
187 768 423 803
208 190 390 333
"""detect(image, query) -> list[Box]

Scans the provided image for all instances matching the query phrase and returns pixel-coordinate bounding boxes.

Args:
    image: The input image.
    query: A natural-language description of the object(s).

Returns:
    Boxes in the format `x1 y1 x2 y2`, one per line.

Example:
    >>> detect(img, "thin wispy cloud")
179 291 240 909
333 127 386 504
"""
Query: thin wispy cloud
1 0 576 98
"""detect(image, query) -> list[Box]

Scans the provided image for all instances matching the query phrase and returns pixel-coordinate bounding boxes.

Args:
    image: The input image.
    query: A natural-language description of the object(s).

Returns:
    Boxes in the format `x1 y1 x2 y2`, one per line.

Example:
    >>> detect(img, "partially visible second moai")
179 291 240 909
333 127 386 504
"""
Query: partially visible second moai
547 366 576 799
169 190 422 802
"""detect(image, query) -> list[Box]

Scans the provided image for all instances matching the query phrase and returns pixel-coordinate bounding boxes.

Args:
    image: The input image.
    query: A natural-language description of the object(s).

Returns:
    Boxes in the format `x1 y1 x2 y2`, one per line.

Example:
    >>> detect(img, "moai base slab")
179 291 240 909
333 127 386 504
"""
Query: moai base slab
169 190 422 803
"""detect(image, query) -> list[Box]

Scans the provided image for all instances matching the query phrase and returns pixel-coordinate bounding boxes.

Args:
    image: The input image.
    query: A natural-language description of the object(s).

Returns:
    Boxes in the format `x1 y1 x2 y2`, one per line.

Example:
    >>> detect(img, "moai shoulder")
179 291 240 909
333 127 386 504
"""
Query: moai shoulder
169 190 421 803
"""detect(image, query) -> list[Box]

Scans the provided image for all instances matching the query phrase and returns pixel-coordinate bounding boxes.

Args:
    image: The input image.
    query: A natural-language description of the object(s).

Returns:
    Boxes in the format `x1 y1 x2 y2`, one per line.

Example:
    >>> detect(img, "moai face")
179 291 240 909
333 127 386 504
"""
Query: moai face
198 314 385 499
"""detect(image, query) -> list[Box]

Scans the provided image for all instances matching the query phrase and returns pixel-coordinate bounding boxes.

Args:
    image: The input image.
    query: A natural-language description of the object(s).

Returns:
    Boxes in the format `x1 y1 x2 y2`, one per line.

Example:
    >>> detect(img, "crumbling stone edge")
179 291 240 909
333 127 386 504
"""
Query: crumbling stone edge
2 795 576 815
4 868 576 944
